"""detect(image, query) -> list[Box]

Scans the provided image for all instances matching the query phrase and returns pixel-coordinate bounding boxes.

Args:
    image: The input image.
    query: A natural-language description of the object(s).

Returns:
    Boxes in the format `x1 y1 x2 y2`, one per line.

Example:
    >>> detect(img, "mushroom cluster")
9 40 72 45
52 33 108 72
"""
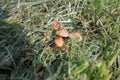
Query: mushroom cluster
53 21 83 48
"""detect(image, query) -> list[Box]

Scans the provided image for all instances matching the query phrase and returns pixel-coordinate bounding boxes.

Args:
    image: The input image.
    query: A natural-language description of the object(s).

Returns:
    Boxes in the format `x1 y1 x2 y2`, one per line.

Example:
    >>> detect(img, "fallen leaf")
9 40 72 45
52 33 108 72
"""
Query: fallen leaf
52 21 64 30
55 37 65 47
56 29 69 37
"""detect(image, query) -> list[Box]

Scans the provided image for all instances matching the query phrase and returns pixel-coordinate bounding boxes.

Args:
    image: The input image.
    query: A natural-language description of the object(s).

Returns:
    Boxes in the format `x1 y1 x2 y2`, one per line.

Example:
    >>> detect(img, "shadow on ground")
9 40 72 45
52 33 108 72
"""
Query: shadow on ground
0 4 36 79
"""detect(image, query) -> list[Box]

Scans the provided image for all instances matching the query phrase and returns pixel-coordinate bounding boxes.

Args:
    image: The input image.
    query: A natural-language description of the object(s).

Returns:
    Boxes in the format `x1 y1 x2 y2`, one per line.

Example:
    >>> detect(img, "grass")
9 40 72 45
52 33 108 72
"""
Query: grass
0 0 120 80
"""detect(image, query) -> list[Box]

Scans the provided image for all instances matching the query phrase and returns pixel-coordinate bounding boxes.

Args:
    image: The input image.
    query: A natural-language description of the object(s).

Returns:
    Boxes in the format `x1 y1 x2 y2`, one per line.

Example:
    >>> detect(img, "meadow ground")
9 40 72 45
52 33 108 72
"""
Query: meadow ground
0 0 120 80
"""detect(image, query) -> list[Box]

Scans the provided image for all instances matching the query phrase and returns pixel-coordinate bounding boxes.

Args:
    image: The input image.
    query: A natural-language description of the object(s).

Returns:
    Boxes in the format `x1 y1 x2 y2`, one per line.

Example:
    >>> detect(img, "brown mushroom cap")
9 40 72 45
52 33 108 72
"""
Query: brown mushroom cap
55 37 65 47
68 31 83 41
74 31 83 41
56 29 69 37
52 21 64 30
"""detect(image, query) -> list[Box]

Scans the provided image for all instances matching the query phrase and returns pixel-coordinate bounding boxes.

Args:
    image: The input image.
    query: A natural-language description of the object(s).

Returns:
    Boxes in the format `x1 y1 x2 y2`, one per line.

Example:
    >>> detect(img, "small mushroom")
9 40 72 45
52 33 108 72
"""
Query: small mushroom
69 31 83 41
55 37 65 47
52 21 64 30
56 29 69 37
74 31 83 41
